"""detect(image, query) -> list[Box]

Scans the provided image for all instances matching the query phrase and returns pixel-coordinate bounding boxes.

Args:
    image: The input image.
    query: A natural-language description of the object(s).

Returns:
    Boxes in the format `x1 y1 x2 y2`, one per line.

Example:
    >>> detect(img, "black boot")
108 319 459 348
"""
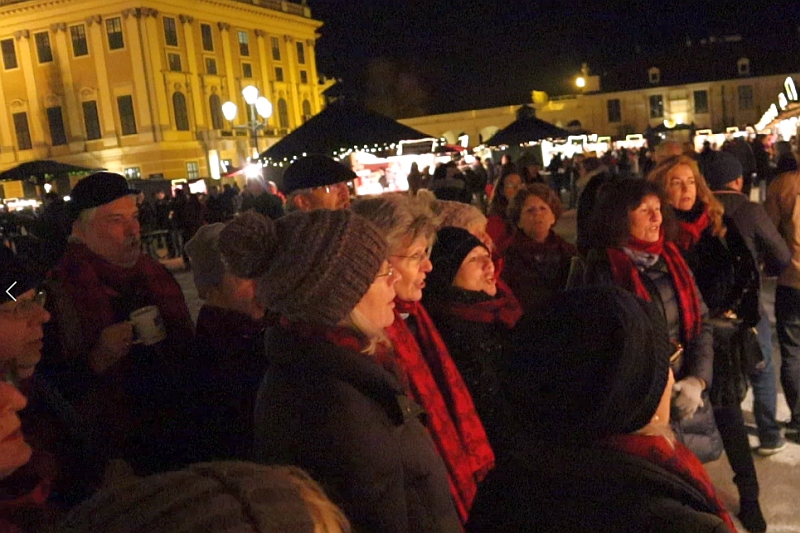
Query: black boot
738 499 766 533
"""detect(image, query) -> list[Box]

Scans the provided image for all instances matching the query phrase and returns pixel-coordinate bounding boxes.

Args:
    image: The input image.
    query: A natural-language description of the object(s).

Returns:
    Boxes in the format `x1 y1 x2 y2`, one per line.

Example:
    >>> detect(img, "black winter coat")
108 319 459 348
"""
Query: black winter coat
715 190 791 277
253 327 461 533
423 290 513 458
466 441 733 533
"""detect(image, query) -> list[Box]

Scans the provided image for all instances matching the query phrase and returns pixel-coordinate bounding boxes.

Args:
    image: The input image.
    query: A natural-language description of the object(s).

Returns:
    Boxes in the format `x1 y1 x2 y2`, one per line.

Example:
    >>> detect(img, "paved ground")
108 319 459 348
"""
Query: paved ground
166 210 800 531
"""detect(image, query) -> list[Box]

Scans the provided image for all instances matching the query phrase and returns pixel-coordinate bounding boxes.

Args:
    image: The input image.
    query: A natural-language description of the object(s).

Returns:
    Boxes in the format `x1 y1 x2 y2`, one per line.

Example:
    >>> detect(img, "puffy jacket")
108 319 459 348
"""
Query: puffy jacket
253 326 461 533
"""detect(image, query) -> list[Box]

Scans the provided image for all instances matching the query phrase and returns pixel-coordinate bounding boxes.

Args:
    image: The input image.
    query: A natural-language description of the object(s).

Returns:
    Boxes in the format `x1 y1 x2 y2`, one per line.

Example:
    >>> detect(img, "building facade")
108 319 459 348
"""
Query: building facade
400 71 799 147
0 0 329 198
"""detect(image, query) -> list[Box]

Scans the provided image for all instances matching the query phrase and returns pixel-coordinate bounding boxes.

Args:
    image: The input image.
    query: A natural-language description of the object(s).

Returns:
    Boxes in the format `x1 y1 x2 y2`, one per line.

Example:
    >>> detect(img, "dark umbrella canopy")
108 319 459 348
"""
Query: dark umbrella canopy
0 160 96 182
485 116 569 147
259 103 431 162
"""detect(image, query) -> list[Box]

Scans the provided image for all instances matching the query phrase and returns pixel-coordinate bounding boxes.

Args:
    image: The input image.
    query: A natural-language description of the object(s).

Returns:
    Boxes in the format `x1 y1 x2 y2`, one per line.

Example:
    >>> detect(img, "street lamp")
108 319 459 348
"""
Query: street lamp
575 76 586 89
222 85 273 159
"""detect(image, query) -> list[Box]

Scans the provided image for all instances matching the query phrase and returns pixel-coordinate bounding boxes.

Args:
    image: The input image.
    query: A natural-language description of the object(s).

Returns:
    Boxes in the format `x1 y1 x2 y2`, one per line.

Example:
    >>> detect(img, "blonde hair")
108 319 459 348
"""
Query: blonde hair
647 155 726 238
340 307 392 356
351 194 437 253
283 466 351 533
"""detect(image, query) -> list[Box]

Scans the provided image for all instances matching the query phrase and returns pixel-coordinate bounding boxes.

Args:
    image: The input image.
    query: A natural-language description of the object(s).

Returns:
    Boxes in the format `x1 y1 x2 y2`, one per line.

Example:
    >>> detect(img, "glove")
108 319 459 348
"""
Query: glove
672 376 705 420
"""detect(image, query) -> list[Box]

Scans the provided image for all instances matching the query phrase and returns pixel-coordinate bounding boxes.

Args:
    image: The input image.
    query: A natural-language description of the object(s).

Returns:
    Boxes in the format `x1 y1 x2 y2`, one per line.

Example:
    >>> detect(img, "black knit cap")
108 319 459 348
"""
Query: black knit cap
0 247 41 304
705 151 743 190
505 286 672 442
282 155 356 194
57 462 328 533
68 172 139 221
427 226 486 294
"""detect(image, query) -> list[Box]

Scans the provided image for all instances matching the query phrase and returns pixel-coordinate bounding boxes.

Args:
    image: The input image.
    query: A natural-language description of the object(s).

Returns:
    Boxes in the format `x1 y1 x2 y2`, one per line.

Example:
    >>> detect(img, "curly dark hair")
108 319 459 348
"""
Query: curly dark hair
507 183 564 226
587 179 677 249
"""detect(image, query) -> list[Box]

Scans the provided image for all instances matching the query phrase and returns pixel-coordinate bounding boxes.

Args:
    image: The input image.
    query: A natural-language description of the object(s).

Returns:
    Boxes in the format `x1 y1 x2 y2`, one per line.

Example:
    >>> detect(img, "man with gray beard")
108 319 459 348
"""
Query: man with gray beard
40 172 193 476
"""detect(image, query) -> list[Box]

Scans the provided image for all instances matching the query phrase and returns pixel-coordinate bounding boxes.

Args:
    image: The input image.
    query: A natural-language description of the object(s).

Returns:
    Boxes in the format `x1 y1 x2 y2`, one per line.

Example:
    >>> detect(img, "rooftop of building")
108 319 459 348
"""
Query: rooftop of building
591 31 800 93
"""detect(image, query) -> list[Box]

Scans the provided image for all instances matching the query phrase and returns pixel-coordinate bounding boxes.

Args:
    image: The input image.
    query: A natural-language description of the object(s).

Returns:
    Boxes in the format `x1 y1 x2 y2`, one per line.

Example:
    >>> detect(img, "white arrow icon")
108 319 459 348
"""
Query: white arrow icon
5 282 16 302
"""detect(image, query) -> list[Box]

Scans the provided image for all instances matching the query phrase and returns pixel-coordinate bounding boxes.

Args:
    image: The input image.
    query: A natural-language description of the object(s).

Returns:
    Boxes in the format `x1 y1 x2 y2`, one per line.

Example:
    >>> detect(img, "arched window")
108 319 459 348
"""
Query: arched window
209 94 223 129
278 98 289 129
302 99 312 121
173 91 190 131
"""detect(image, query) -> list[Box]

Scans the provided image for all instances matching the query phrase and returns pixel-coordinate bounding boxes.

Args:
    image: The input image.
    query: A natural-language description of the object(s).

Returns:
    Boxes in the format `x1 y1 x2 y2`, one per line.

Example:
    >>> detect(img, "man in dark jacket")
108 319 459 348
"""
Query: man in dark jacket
707 152 792 456
282 155 355 213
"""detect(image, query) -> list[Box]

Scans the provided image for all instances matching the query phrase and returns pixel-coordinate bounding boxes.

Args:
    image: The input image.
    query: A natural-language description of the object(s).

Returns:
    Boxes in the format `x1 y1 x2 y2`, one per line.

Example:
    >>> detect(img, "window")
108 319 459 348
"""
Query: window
201 23 213 51
47 106 67 146
70 25 88 57
209 94 223 129
238 30 249 56
296 41 305 64
271 36 280 60
82 100 101 140
275 67 284 82
124 167 141 179
173 92 190 131
242 62 252 78
277 98 289 129
299 70 308 84
117 95 137 135
738 57 750 76
13 112 31 150
302 99 311 122
35 32 53 63
163 17 178 47
738 85 754 111
168 53 182 72
2 39 17 70
648 67 661 85
205 57 217 75
187 161 200 179
649 94 664 118
607 99 621 123
106 17 124 50
694 90 709 114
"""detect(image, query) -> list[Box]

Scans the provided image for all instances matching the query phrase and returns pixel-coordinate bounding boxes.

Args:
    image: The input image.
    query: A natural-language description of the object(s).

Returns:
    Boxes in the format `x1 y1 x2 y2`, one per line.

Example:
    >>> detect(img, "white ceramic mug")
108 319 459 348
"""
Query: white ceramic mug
129 305 167 346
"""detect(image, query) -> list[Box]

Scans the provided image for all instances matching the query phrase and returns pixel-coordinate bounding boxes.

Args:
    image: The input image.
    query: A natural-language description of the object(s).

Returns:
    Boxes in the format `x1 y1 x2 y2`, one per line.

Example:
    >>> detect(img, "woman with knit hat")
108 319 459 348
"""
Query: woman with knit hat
466 286 736 533
649 155 766 533
422 227 523 459
351 195 494 524
220 210 461 533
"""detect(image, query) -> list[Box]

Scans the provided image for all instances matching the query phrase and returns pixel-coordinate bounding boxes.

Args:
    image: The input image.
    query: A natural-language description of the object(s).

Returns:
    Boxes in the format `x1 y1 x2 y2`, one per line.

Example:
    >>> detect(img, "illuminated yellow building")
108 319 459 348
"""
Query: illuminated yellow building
0 0 330 198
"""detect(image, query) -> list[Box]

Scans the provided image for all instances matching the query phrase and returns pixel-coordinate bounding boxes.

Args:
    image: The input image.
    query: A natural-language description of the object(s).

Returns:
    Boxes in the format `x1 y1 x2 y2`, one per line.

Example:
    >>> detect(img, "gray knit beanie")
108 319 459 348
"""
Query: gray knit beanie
220 210 387 326
184 223 226 296
58 462 327 533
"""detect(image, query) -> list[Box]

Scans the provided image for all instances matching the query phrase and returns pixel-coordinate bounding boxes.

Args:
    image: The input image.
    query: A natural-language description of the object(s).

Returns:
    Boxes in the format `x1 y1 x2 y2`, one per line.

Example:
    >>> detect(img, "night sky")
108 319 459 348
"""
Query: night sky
308 0 800 118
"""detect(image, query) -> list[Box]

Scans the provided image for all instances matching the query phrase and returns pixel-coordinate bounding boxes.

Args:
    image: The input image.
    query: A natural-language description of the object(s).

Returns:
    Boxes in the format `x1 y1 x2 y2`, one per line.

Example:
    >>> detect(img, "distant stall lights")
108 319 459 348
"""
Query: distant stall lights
756 77 799 135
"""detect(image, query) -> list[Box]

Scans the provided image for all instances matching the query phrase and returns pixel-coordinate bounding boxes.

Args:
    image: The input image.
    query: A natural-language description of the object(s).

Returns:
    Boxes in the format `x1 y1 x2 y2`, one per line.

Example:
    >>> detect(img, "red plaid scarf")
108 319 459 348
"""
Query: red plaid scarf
387 299 495 523
605 434 737 531
675 203 711 251
52 243 193 360
606 232 702 341
446 279 523 329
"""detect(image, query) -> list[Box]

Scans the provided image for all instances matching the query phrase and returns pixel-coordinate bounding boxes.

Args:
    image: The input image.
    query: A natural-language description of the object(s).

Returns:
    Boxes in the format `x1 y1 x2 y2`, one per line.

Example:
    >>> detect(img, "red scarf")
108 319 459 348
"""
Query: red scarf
52 243 193 360
675 204 711 251
605 434 737 531
446 279 523 329
387 299 495 523
606 233 702 341
278 318 404 388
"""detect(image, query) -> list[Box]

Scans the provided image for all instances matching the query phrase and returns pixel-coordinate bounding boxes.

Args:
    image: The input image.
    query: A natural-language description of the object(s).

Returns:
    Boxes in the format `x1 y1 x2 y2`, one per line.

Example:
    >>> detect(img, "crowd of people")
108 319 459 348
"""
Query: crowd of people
0 132 799 532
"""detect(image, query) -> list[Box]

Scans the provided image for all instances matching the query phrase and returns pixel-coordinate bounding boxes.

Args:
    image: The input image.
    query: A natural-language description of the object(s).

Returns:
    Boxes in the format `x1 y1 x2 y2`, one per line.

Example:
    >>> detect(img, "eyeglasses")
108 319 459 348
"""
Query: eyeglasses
375 266 395 279
320 182 350 194
0 290 46 321
391 249 431 264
